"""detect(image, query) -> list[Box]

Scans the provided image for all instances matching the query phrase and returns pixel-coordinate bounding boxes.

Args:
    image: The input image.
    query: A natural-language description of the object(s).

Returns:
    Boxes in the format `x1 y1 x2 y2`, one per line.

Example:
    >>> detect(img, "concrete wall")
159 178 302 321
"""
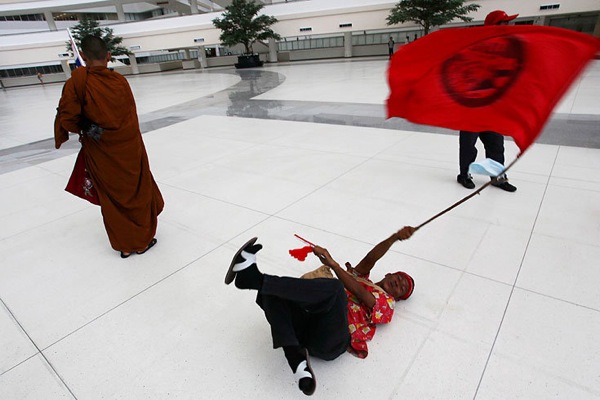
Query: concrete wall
274 43 390 62
206 53 268 67
206 55 238 68
353 43 389 57
136 60 182 74
0 72 66 87
281 47 345 62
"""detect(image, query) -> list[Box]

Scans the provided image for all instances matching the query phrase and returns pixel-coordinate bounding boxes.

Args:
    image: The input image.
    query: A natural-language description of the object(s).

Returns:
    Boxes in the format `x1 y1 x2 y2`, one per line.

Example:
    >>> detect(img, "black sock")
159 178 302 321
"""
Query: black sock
283 346 305 371
234 244 263 290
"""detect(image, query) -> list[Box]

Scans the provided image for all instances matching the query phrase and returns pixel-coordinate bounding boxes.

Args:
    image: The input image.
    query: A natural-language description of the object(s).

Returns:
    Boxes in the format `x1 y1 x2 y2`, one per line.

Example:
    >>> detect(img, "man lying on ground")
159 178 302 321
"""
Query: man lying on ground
225 226 416 395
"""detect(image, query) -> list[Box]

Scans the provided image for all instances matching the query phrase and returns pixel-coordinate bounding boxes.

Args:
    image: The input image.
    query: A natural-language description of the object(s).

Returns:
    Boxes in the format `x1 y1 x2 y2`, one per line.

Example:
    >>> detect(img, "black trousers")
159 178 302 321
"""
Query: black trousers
459 130 505 176
256 275 350 361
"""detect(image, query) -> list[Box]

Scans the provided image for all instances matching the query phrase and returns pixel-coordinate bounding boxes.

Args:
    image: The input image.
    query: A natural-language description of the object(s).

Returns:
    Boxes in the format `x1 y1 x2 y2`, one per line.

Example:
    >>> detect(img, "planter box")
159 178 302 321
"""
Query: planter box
137 61 182 74
235 54 263 69
182 59 202 69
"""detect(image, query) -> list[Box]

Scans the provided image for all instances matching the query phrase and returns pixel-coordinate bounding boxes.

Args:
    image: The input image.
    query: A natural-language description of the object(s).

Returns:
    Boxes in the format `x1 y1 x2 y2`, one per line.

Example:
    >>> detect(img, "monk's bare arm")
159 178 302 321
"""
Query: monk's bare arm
353 226 416 275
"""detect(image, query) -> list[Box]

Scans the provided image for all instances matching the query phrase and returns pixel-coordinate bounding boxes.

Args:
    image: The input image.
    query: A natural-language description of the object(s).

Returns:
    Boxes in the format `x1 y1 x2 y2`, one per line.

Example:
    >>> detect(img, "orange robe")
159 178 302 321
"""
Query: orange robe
55 66 164 253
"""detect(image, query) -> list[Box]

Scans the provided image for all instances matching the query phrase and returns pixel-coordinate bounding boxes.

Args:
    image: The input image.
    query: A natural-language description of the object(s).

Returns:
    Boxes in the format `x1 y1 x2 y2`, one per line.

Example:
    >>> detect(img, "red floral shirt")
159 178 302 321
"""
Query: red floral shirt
345 273 395 358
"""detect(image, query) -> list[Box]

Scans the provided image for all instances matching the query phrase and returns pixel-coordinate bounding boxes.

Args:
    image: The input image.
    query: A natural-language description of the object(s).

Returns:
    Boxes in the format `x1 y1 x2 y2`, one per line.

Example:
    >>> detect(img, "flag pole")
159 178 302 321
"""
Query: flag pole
67 28 86 67
415 155 521 230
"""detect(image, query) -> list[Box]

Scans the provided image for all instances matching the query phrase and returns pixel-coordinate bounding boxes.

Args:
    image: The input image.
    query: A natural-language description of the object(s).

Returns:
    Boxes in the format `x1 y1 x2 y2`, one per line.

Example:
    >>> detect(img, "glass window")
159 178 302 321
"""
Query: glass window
549 14 597 33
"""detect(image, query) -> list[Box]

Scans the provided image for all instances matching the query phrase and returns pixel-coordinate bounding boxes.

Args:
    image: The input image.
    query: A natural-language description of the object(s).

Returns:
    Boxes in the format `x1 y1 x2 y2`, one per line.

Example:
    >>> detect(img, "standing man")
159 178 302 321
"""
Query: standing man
388 36 395 59
225 226 416 395
54 35 164 258
456 10 519 192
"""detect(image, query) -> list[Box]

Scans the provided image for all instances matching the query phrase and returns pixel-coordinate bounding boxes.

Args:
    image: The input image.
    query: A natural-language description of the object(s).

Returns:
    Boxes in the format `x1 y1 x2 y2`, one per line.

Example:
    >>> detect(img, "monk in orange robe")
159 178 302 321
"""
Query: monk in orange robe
54 35 164 258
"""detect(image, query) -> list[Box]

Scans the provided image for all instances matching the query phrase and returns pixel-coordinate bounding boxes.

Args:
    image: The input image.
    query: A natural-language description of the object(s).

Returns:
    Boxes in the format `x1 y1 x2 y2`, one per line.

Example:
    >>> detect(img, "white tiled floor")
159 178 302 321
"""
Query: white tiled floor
0 58 599 399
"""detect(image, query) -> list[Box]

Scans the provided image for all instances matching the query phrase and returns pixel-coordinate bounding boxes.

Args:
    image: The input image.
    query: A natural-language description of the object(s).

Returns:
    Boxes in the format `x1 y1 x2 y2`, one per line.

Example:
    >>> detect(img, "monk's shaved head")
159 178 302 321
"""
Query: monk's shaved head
81 35 108 61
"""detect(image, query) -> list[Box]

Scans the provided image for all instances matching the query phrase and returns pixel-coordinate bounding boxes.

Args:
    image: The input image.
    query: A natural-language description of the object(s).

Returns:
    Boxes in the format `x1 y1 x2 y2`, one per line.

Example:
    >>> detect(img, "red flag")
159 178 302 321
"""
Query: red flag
387 26 600 153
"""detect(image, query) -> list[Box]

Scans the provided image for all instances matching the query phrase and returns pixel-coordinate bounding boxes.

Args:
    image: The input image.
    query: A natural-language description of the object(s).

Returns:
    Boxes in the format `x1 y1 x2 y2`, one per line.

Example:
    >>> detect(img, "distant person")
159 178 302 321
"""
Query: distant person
36 72 44 84
406 34 410 44
456 10 519 192
388 36 395 59
54 35 164 258
413 33 418 41
225 227 416 395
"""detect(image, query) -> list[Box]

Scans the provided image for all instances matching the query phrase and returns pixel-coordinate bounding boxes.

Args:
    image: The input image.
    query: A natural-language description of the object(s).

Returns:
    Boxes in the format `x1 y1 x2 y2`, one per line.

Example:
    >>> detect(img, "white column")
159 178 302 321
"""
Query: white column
44 10 57 31
115 2 126 21
184 48 191 60
190 0 199 14
534 16 546 26
128 54 139 75
344 32 352 58
268 38 278 63
197 46 207 68
60 60 71 79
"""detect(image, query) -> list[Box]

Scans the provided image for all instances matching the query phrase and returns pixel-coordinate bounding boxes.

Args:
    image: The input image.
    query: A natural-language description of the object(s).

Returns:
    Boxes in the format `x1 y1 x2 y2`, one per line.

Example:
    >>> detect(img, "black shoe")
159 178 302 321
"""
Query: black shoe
288 348 316 396
136 238 157 255
492 181 517 192
457 174 475 189
225 237 263 289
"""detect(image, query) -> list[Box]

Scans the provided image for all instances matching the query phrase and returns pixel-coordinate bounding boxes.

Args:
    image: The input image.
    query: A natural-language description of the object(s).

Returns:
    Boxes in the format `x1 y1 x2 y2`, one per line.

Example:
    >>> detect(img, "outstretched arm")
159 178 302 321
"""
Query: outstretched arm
353 226 416 276
313 246 376 309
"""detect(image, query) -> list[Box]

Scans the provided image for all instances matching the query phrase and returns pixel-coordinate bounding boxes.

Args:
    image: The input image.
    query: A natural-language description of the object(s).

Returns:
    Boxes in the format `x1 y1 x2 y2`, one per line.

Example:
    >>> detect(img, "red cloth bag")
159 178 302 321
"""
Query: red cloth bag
65 147 100 205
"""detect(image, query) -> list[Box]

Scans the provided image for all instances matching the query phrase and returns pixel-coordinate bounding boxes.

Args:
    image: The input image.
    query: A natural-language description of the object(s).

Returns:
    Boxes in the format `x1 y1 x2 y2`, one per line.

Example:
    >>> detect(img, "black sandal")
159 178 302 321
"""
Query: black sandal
225 237 258 285
136 238 157 255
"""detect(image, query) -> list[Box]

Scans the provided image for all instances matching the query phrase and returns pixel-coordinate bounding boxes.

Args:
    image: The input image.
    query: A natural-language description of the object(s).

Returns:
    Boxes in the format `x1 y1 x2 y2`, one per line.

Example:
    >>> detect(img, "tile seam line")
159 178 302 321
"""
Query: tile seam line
386 258 471 399
31 215 273 354
0 206 92 244
156 180 288 216
516 286 600 313
0 297 78 399
472 145 561 400
269 133 408 217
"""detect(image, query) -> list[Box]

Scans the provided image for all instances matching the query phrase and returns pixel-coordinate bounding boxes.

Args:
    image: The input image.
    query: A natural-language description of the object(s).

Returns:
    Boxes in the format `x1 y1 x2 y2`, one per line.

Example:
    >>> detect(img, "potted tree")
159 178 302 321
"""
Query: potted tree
387 0 480 35
212 0 280 68
67 18 130 61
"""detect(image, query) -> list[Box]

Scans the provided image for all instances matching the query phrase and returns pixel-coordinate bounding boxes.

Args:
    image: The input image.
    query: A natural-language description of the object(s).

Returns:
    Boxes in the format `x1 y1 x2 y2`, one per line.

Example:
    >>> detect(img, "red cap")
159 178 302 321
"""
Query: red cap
395 271 414 300
484 10 518 26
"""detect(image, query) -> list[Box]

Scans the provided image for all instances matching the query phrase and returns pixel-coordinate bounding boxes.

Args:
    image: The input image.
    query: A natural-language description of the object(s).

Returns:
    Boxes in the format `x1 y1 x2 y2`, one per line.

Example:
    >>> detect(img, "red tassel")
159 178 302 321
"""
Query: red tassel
289 246 313 262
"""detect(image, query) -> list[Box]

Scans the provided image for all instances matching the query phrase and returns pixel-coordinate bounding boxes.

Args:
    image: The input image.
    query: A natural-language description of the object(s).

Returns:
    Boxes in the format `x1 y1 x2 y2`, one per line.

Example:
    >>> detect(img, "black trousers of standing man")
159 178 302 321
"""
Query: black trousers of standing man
459 130 505 177
256 275 350 361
